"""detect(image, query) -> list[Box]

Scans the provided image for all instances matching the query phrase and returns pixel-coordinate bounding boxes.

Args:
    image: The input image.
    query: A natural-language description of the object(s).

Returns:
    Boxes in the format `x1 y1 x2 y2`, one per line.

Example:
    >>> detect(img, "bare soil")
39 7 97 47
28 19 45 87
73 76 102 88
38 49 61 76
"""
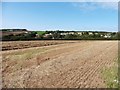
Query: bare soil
2 40 78 51
1 41 118 88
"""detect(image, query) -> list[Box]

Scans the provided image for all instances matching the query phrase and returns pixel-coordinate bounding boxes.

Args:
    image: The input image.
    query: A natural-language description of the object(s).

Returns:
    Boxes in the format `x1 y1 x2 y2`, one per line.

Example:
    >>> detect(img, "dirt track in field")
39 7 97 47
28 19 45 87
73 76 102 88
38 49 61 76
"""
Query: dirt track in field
2 41 118 88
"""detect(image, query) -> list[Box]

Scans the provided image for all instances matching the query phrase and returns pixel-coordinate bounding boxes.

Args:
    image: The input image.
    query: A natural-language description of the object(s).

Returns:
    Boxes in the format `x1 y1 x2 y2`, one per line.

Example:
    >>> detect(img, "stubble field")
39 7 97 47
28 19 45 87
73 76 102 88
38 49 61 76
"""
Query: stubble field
1 40 118 88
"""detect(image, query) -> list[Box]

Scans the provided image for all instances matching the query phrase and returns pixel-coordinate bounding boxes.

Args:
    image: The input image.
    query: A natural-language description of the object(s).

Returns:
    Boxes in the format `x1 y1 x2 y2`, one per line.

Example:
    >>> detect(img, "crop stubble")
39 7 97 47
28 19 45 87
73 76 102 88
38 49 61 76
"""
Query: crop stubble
1 41 118 88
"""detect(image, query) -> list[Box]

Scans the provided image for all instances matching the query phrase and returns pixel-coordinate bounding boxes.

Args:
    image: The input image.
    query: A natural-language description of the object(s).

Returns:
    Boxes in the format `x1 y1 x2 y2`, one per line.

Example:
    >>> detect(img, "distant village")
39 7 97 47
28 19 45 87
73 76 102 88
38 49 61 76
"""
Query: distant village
0 29 119 41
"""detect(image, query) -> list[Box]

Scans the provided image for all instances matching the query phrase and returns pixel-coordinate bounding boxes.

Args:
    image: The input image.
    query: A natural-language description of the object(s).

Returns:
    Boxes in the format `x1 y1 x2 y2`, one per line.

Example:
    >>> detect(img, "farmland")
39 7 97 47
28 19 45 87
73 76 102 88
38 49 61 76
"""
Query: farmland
1 40 118 88
2 40 77 51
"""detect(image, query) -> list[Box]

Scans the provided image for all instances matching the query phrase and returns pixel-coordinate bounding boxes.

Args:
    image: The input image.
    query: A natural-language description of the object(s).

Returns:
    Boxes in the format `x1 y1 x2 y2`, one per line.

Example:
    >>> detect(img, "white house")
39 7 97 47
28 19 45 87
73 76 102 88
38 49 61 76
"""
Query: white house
104 35 111 38
88 32 93 35
77 32 82 36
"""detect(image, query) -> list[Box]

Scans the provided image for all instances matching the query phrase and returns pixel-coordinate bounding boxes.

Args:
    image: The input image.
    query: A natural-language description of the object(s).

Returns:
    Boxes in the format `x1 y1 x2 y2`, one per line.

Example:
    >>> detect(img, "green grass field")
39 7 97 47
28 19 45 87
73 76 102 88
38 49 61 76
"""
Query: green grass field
35 31 46 35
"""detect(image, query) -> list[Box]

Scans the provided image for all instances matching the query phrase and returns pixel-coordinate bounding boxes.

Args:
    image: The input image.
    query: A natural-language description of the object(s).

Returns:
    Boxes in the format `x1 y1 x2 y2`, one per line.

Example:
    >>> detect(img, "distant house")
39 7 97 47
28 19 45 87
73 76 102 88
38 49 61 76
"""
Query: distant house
60 33 68 35
49 33 52 35
95 33 99 35
69 32 74 35
43 34 52 38
88 32 93 35
100 34 103 37
36 34 40 38
77 32 82 36
44 34 50 37
104 34 111 38
24 31 29 34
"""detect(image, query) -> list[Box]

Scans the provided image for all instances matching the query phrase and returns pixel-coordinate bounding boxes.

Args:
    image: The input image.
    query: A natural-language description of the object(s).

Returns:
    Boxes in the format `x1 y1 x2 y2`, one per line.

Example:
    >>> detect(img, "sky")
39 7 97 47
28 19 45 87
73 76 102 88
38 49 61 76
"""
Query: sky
1 2 118 32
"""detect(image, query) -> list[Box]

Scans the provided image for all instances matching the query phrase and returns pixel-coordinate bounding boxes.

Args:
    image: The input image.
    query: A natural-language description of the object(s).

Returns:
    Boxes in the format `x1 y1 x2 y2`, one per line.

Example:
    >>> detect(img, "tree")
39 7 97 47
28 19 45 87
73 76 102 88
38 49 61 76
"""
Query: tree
52 31 61 39
64 34 78 39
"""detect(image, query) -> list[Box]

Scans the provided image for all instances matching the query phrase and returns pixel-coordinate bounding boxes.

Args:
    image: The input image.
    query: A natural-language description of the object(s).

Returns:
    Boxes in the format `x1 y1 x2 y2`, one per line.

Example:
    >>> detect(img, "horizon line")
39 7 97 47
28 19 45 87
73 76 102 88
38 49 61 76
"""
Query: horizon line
0 28 118 32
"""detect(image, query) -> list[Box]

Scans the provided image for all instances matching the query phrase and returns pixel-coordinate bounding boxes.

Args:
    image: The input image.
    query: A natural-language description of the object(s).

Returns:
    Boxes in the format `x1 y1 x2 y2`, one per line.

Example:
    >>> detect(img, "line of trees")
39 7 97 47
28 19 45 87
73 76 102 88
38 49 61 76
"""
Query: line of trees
1 30 119 41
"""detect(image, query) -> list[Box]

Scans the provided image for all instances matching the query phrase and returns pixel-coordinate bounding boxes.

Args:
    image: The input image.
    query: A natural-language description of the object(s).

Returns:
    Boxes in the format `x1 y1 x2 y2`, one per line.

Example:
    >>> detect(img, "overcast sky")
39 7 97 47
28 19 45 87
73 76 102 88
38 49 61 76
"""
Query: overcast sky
1 2 118 31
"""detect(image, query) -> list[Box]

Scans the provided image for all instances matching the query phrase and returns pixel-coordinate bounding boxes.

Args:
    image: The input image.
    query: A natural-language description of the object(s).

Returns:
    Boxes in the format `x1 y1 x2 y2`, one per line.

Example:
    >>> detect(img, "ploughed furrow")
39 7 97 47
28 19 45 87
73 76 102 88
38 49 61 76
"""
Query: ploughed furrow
2 41 78 51
2 41 89 76
2 41 118 88
78 43 117 88
44 41 117 88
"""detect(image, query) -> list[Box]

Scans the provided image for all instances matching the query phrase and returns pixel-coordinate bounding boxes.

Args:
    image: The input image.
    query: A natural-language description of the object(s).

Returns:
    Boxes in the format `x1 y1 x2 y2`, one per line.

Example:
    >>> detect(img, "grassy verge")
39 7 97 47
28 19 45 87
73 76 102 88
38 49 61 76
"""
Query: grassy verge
101 58 118 88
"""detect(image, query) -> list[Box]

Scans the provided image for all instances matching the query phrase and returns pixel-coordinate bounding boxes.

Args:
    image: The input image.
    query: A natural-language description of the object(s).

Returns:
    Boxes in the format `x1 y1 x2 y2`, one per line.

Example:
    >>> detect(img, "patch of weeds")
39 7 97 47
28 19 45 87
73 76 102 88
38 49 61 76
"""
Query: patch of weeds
101 59 118 88
3 48 49 72
8 48 48 61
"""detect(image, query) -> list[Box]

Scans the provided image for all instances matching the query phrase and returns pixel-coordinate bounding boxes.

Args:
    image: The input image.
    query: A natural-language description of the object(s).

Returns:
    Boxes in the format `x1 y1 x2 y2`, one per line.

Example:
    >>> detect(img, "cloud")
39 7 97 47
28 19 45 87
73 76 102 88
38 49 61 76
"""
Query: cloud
72 2 97 11
98 2 118 10
71 2 118 11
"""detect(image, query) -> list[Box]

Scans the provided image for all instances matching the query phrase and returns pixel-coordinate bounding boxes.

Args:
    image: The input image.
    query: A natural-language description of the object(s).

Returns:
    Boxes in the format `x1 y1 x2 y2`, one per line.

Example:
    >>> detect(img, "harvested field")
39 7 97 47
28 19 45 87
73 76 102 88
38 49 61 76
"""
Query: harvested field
1 41 118 88
2 40 78 51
